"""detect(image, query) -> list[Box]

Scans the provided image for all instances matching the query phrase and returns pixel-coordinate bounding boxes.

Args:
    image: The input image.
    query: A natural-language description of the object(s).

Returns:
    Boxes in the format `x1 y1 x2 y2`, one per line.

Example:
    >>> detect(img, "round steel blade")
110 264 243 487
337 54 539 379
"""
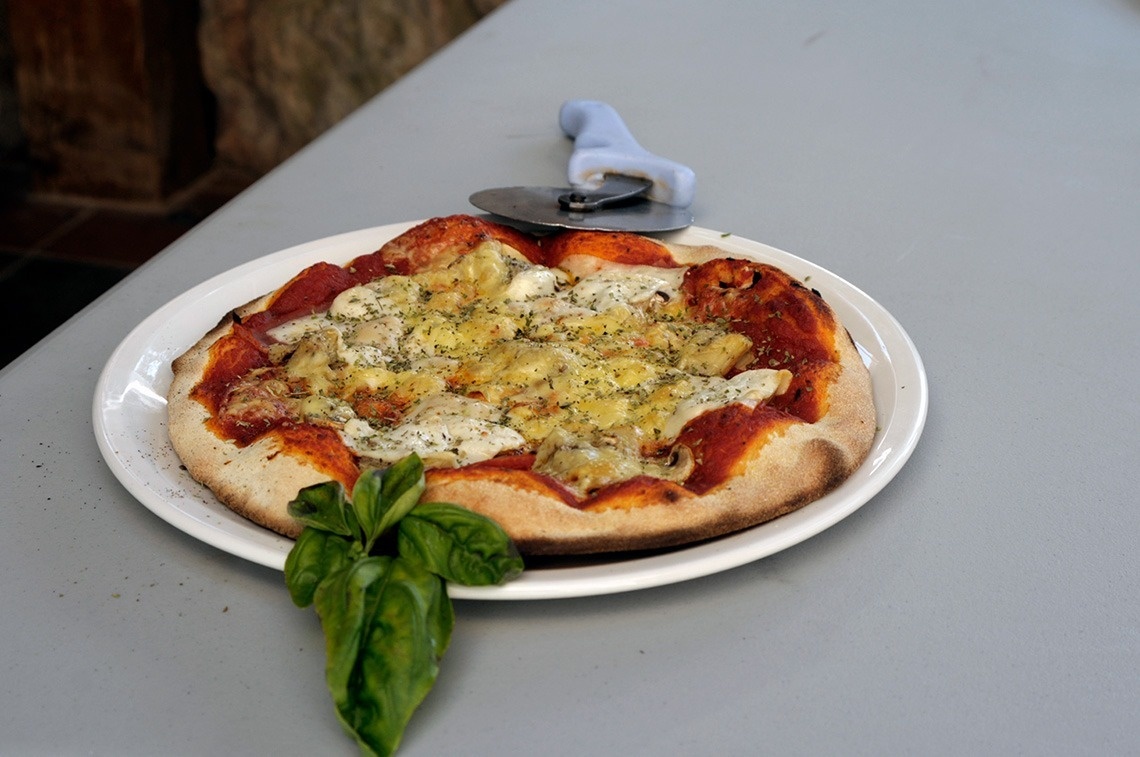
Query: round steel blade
469 186 693 233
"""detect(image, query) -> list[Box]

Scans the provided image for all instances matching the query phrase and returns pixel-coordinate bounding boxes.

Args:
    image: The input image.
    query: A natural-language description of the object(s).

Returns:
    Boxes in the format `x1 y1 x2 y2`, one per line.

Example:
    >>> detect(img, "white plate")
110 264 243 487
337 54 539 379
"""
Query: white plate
93 221 927 600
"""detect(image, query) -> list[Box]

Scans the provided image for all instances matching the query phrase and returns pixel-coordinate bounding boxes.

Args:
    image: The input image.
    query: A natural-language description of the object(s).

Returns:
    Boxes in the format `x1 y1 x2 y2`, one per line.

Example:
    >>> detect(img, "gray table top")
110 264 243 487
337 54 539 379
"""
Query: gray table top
3 0 1138 754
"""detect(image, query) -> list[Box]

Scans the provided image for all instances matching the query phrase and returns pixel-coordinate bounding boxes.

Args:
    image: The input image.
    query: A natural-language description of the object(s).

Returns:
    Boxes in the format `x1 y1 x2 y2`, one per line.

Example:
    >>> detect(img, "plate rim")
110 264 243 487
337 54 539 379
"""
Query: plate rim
93 220 927 600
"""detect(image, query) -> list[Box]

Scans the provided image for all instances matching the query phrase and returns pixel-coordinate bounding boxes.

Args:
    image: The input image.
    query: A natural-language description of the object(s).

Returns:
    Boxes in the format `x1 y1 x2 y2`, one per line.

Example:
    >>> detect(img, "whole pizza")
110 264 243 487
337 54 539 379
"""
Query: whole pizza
167 215 875 555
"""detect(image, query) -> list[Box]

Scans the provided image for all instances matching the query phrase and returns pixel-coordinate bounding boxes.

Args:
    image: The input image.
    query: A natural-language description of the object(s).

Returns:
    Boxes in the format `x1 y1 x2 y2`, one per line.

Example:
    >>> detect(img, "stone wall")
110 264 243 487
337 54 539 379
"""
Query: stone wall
199 0 506 174
1 0 505 201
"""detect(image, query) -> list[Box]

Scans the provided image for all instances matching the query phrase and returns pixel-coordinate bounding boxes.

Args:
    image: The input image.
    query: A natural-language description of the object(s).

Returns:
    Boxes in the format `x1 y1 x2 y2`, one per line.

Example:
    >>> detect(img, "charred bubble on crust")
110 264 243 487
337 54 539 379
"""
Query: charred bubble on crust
704 258 764 294
791 278 826 301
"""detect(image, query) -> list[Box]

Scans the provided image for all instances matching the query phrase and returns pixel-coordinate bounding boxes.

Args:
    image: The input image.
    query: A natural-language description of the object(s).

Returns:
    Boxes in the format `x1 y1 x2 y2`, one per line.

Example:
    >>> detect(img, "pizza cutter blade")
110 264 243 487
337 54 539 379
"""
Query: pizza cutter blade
470 100 696 233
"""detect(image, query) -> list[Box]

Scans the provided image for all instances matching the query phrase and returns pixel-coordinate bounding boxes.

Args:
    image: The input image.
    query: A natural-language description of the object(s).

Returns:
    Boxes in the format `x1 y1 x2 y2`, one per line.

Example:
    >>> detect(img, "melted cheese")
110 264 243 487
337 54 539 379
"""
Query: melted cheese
343 394 525 468
265 240 792 494
662 369 793 439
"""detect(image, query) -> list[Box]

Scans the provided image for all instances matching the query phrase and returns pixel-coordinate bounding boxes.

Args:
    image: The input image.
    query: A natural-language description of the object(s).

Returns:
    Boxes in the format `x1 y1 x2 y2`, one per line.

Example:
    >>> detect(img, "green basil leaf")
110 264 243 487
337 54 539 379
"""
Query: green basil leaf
313 556 394 718
349 469 385 546
375 454 427 536
350 557 453 757
287 454 524 757
397 502 524 586
283 527 356 608
315 555 454 757
352 455 426 550
287 481 354 536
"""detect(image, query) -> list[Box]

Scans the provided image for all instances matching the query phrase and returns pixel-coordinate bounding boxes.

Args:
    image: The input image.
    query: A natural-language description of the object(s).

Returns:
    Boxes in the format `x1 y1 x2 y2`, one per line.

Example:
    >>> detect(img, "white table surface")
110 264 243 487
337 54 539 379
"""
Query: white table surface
3 0 1138 753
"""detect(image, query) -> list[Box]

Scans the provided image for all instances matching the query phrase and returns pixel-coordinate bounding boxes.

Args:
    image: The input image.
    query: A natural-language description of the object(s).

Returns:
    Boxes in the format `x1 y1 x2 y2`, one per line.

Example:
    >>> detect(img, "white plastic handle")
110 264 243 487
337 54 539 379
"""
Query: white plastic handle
559 100 696 208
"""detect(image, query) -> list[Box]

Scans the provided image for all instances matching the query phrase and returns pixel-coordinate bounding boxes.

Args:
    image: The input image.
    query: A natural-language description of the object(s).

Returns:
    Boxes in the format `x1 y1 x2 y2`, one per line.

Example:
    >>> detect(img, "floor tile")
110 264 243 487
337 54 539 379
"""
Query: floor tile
42 209 197 268
175 166 257 221
0 254 128 368
0 201 82 250
0 163 253 368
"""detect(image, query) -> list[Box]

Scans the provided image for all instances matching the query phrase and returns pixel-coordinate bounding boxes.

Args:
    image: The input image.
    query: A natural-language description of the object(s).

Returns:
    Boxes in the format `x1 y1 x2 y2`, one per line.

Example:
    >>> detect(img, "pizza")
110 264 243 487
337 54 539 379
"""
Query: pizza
167 215 875 555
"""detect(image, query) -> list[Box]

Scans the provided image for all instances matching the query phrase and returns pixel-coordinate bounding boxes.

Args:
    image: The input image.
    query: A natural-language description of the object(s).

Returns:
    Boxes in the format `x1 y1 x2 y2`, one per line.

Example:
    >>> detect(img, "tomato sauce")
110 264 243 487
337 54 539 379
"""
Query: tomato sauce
679 404 797 493
270 424 360 488
190 323 270 414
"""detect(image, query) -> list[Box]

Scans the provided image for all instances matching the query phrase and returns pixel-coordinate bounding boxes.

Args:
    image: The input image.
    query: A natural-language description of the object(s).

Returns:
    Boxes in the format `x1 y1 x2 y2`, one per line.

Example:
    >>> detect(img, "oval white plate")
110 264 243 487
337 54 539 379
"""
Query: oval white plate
93 221 927 600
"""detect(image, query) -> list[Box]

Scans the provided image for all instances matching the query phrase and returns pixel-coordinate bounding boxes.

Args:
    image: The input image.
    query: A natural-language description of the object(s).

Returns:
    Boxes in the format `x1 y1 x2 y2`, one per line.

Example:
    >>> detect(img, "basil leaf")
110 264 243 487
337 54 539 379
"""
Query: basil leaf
313 556 393 720
375 454 427 537
287 481 354 536
285 454 523 756
283 528 356 608
315 555 454 757
351 557 453 757
398 502 524 586
349 469 385 547
352 455 426 550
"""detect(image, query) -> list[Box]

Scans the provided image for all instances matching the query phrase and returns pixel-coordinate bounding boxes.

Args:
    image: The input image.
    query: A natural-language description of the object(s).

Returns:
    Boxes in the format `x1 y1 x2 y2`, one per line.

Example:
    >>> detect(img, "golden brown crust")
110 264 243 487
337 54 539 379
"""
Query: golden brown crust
166 224 876 555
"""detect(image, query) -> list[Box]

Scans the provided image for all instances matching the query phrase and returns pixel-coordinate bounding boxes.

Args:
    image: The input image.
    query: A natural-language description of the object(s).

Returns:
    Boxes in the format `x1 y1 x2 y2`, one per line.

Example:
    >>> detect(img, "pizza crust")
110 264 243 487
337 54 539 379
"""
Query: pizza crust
166 222 876 554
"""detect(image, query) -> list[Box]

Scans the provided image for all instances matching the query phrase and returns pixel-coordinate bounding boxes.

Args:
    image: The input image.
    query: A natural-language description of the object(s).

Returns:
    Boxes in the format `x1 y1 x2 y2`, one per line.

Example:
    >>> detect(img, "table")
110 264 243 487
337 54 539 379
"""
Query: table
3 0 1138 753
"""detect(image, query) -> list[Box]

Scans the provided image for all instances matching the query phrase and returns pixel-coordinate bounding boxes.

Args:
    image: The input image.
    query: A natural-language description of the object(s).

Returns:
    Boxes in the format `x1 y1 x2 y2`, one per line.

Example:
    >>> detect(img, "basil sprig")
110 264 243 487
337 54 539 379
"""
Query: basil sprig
284 453 523 756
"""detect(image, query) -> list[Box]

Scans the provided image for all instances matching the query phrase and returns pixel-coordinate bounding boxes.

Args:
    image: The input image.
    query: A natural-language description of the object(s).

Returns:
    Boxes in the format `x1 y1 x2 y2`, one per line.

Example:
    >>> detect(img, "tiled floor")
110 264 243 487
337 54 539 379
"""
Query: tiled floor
0 167 256 368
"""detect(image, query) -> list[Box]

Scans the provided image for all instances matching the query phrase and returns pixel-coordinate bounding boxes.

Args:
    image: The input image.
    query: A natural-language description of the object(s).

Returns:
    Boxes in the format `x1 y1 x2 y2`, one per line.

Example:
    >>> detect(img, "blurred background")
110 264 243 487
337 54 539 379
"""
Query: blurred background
0 0 506 368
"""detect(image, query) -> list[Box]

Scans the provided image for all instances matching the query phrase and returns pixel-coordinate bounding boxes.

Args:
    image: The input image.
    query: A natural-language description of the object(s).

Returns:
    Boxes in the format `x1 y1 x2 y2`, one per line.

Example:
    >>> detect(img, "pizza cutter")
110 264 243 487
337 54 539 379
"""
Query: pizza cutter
470 99 696 233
